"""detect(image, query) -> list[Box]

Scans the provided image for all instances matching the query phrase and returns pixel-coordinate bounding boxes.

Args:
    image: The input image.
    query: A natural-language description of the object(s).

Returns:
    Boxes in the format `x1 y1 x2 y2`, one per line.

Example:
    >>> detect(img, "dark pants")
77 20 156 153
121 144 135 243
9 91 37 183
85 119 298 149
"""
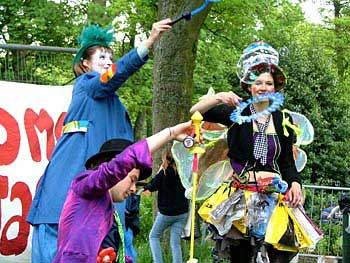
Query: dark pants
229 239 296 263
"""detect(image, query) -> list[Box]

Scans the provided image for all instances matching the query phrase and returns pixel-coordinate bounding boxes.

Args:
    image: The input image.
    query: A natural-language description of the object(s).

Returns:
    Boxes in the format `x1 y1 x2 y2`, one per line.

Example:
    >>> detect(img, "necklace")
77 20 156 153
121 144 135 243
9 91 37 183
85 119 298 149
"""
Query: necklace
230 92 284 125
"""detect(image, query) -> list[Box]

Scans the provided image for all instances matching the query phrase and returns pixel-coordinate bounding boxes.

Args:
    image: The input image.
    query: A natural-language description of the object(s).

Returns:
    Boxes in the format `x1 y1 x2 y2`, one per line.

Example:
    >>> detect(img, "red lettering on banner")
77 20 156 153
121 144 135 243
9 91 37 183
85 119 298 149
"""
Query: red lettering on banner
24 109 55 162
0 176 9 231
0 176 32 256
0 108 20 165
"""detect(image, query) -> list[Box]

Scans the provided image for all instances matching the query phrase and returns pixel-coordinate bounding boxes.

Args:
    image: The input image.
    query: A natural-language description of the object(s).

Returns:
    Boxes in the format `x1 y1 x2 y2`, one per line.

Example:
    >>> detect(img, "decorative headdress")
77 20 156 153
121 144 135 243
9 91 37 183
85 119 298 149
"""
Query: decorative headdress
73 24 115 65
236 42 287 92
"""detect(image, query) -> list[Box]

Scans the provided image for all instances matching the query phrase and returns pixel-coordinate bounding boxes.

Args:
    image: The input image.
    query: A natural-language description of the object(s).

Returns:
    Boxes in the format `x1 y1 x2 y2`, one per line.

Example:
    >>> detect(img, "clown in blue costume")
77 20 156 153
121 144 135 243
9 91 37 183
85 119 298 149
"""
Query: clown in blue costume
27 19 172 263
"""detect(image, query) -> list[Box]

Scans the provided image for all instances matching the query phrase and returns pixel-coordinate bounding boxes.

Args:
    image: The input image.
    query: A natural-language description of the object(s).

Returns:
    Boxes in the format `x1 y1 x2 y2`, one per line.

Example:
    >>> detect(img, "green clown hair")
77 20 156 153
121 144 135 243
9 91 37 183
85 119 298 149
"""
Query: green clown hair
73 24 115 65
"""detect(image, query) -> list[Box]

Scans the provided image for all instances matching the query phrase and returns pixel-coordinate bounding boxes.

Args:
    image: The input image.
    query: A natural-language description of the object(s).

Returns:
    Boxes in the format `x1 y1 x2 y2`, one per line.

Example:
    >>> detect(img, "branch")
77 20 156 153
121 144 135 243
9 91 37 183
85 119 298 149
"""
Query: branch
202 23 235 46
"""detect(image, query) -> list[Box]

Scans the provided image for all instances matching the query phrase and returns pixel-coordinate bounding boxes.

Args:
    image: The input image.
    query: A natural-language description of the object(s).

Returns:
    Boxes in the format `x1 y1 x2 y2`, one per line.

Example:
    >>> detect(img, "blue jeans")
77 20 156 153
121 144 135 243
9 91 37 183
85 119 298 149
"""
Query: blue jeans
149 212 188 263
32 224 58 263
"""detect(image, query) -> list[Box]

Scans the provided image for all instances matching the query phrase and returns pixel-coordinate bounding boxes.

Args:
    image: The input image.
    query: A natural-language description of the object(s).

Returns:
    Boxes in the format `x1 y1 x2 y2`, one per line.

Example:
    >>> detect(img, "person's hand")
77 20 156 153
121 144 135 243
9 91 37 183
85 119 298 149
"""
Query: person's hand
292 145 299 161
287 182 303 207
144 18 172 49
143 189 151 196
216 91 242 107
102 255 111 263
169 121 193 142
97 247 116 263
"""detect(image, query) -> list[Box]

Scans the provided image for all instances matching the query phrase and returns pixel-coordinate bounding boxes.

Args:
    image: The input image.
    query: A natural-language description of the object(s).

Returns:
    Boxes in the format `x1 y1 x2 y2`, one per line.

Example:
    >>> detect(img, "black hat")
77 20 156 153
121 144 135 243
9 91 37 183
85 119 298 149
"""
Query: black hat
85 138 133 169
85 138 152 181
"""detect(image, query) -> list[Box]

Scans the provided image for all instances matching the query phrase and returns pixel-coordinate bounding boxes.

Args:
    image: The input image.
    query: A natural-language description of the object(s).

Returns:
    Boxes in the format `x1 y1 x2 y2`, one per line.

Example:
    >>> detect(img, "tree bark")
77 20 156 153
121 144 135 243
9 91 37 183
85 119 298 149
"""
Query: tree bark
151 0 210 215
153 0 210 156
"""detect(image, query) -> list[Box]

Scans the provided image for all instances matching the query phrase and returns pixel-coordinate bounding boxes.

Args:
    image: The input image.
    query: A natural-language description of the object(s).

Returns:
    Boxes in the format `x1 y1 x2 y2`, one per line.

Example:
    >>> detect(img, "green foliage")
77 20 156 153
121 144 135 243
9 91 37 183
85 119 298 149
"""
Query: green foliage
0 0 86 46
193 0 350 186
135 194 154 243
1 0 350 185
280 38 350 185
317 223 343 256
302 187 344 256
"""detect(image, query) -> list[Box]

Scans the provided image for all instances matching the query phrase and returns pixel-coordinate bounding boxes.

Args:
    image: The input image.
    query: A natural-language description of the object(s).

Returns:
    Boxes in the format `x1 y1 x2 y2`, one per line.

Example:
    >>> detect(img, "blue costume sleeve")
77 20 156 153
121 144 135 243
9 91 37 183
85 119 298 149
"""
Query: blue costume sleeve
83 48 148 99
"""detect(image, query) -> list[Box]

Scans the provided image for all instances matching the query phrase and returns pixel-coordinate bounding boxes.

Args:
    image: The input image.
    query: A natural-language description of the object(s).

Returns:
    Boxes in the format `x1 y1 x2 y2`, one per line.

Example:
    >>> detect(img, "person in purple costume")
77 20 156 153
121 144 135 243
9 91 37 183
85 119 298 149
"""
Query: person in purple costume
191 42 303 263
27 18 172 263
52 121 192 263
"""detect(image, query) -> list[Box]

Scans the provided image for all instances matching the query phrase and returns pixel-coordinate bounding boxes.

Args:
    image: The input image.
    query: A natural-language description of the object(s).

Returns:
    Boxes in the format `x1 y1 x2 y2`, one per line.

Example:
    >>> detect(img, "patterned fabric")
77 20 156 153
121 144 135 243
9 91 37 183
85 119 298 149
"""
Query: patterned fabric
250 105 271 165
62 120 89 133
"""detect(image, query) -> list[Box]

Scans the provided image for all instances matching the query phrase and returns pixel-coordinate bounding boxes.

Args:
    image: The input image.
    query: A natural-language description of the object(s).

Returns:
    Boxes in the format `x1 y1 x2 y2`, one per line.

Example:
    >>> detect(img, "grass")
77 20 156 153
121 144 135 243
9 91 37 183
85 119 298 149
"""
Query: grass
134 194 216 262
134 236 216 263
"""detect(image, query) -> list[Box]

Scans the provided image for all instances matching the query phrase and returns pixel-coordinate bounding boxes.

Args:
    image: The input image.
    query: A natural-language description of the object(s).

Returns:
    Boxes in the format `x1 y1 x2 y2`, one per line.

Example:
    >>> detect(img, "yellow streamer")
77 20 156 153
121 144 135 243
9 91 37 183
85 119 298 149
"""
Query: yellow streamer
187 111 203 263
282 110 301 137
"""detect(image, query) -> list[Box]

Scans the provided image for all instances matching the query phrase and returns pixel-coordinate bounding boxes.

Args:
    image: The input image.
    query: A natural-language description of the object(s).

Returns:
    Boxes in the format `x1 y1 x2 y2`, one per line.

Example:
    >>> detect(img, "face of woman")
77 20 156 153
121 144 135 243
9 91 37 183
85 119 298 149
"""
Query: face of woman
84 48 113 74
248 72 275 97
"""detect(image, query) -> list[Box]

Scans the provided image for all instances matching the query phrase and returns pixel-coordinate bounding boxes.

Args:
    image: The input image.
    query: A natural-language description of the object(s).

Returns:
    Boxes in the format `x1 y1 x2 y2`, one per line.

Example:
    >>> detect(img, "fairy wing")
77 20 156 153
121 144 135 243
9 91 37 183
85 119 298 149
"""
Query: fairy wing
172 122 232 200
284 109 314 146
283 109 314 172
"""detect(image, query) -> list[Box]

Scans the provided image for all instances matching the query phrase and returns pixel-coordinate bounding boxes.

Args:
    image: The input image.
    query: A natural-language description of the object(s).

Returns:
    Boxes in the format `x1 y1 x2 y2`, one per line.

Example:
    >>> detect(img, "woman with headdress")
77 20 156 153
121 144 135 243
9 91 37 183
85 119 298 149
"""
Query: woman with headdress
191 42 303 263
26 19 172 263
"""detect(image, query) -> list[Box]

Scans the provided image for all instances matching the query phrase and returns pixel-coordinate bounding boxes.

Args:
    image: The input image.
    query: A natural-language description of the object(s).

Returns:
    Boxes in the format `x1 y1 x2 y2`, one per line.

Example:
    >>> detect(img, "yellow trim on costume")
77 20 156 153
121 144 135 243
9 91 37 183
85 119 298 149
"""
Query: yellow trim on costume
62 120 89 134
282 109 301 137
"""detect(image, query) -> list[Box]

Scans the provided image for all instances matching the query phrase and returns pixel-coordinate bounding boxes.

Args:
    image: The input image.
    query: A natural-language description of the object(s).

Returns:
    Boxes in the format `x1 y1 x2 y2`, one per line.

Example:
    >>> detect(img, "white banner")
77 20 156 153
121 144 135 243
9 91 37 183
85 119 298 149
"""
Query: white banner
0 81 72 263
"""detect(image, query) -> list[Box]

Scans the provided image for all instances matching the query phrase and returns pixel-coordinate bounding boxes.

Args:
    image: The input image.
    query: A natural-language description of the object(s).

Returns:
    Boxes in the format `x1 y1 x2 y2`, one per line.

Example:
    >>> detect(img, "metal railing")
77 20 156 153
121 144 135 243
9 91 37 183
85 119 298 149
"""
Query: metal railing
298 185 350 262
0 43 77 85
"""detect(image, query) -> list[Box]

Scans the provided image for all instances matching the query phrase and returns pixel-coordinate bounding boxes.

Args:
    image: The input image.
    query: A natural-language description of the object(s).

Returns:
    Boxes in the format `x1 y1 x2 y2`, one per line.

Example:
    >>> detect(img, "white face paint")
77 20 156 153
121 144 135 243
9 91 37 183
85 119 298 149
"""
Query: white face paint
89 48 113 74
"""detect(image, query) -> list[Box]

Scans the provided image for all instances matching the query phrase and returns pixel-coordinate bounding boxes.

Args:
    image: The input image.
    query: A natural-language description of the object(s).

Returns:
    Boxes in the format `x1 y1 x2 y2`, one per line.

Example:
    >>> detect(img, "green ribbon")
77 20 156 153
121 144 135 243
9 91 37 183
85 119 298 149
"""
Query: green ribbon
282 110 301 138
114 211 125 263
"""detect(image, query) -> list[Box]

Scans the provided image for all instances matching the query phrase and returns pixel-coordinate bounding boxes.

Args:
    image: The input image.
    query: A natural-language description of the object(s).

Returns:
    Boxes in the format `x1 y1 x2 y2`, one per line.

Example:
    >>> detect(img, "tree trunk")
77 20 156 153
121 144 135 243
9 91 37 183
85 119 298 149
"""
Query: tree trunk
152 0 210 214
153 0 210 156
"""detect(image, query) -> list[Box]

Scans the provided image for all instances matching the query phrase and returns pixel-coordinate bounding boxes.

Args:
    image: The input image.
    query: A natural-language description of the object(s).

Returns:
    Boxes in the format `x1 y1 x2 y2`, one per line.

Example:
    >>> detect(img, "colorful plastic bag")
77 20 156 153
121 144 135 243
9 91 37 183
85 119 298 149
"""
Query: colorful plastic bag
209 188 245 235
247 192 277 239
289 206 323 249
198 182 234 224
265 195 289 245
265 194 317 252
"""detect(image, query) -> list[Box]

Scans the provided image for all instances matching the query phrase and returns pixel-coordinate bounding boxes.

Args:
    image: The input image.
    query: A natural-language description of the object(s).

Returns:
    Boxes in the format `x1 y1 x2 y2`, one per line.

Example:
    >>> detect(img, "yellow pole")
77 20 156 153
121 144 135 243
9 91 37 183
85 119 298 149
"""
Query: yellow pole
189 168 198 261
188 111 204 263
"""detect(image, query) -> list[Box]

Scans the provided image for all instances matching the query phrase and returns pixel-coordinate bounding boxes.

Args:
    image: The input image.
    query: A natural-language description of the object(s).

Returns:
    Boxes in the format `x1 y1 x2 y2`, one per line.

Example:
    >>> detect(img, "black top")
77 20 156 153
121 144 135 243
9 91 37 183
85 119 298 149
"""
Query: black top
101 219 120 255
202 104 301 187
144 167 189 216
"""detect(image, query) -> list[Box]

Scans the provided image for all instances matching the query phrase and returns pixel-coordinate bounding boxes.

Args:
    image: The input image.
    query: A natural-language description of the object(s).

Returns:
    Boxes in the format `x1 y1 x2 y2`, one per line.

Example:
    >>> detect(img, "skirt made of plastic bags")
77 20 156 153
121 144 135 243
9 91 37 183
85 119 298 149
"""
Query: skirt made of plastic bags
198 182 322 252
